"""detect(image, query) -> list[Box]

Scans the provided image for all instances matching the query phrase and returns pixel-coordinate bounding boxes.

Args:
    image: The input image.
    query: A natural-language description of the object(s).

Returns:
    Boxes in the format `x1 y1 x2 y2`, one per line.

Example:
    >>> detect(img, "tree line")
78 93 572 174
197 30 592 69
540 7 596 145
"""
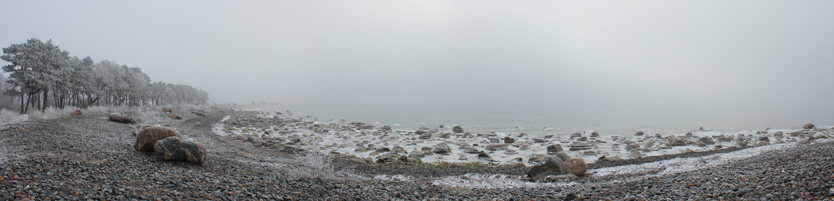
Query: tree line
0 38 209 114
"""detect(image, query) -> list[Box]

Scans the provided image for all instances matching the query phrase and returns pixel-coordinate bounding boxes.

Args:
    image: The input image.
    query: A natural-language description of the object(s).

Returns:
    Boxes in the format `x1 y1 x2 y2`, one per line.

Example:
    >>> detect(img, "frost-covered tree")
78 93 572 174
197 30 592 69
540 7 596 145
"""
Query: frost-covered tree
1 38 70 113
2 38 210 111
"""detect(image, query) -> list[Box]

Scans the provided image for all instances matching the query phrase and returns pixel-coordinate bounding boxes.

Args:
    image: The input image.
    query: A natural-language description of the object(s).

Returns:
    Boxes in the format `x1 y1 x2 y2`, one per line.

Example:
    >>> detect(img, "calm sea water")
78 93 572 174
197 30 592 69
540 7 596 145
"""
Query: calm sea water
251 103 833 137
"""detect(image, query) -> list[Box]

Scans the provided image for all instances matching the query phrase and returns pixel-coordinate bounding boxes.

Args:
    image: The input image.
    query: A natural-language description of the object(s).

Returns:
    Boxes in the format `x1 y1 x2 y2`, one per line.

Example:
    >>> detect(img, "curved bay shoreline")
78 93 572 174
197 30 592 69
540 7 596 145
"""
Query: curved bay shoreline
0 110 832 200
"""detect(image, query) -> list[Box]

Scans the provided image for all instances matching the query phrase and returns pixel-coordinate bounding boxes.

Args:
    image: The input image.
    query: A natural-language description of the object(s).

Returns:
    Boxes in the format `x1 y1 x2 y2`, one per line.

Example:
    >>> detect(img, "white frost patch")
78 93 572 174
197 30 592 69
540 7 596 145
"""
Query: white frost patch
592 139 833 178
432 173 572 189
373 174 414 182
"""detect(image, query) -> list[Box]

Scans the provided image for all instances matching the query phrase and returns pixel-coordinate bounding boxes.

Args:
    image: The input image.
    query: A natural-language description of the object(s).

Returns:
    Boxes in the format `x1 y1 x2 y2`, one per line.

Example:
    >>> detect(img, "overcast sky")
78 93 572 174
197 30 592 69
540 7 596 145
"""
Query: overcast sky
2 1 833 111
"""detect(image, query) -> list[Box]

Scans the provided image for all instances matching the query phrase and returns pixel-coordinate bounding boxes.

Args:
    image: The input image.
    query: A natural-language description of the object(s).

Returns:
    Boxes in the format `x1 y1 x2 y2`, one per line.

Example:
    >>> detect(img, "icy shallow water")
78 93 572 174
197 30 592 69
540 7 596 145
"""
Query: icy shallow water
212 110 824 164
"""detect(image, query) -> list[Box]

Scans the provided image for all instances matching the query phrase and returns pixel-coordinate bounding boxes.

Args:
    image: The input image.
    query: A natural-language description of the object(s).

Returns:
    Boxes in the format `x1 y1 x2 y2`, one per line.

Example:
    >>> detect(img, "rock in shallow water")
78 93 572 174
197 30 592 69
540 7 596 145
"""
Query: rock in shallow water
154 136 207 163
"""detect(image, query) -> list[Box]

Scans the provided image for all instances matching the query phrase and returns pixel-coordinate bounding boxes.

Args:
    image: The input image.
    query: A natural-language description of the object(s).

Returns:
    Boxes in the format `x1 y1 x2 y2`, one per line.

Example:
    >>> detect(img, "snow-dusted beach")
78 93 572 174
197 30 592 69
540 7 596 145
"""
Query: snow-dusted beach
1 109 832 200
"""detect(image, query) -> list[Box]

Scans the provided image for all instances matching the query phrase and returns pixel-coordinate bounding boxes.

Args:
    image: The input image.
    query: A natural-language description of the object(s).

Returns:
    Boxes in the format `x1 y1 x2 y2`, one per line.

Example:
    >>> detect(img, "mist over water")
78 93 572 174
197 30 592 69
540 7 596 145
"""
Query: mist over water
259 102 834 137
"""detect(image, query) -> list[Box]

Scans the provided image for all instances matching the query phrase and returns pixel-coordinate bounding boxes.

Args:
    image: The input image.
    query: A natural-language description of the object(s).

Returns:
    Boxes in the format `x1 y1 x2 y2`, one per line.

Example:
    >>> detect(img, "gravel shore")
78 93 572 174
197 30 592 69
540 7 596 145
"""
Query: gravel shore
1 110 832 200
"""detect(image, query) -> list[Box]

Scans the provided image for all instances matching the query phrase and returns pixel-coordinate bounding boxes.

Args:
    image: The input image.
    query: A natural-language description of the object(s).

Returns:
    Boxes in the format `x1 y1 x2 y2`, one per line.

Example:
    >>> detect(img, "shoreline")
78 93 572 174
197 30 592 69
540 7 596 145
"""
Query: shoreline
0 108 832 200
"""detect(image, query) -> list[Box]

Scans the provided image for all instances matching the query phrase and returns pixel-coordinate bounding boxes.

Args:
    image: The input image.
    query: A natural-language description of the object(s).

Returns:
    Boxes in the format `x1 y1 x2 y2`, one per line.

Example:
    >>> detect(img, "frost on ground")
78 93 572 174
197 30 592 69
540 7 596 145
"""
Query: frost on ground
0 109 28 127
428 139 831 189
432 173 568 189
373 175 414 182
591 140 808 179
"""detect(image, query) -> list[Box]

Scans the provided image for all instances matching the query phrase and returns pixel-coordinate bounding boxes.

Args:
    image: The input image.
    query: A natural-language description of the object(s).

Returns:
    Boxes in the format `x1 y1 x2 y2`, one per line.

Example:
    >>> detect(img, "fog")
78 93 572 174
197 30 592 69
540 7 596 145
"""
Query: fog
2 0 834 114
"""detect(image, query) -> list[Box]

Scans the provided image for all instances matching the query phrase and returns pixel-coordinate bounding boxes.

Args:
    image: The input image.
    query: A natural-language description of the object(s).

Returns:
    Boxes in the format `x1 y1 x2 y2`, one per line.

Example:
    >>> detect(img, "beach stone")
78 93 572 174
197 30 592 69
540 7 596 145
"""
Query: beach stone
685 132 693 138
555 151 571 162
432 143 451 154
409 151 425 158
576 136 588 142
477 151 491 159
546 144 563 154
589 131 599 138
563 158 587 177
486 143 509 151
668 138 687 146
527 156 567 181
718 136 733 142
773 131 784 137
635 131 645 136
503 137 515 143
463 146 479 154
132 124 156 136
803 123 815 130
168 113 183 120
570 133 582 138
528 154 547 163
393 145 407 154
153 136 207 163
70 109 83 116
381 125 392 132
489 138 500 143
415 130 427 135
568 142 591 151
463 132 474 138
135 127 182 152
109 113 133 123
533 138 548 143
694 141 706 147
418 133 432 140
598 155 621 162
759 136 770 141
505 149 518 155
544 134 553 139
437 133 451 139
452 126 464 133
699 136 715 144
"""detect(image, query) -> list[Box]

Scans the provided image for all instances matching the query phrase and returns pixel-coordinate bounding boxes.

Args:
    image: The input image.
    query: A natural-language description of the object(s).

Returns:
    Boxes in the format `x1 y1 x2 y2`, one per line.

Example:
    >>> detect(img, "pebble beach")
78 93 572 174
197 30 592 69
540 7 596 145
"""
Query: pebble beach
1 109 833 200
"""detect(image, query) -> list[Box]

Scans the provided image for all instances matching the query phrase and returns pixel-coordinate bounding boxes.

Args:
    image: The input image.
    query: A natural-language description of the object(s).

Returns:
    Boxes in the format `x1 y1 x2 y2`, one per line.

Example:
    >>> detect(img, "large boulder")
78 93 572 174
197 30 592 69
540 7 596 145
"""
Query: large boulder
568 142 591 151
109 113 134 124
135 127 182 152
555 151 571 162
699 136 715 145
452 126 464 133
486 143 509 151
70 109 83 116
168 113 183 120
503 136 515 143
668 138 687 146
153 136 206 163
463 146 480 154
590 131 600 138
381 125 393 132
132 124 157 136
803 123 816 130
527 156 567 181
432 143 451 155
563 158 587 177
546 144 563 154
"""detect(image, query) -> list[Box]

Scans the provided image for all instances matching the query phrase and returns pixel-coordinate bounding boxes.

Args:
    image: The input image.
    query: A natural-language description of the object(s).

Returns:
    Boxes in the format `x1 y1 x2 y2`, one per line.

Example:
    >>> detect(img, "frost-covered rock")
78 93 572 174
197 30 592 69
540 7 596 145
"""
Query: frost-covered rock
546 144 562 154
452 126 464 133
699 136 715 145
432 143 451 155
70 109 83 116
486 143 508 151
527 156 567 181
153 136 206 163
564 158 587 177
132 124 156 136
135 127 182 152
